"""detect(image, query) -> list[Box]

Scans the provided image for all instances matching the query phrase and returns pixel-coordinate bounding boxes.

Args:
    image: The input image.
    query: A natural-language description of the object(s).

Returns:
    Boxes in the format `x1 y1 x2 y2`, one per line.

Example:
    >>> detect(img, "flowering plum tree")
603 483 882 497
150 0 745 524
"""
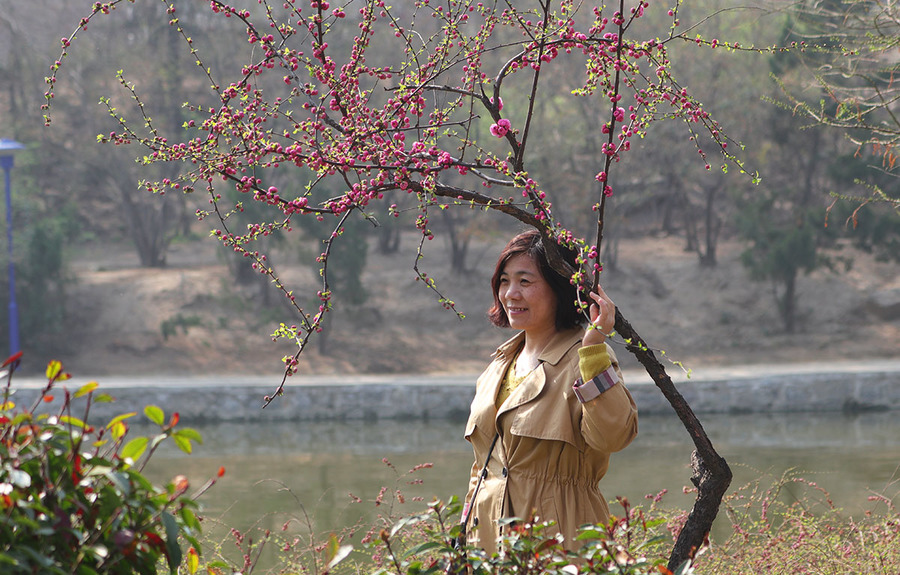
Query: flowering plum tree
43 0 782 569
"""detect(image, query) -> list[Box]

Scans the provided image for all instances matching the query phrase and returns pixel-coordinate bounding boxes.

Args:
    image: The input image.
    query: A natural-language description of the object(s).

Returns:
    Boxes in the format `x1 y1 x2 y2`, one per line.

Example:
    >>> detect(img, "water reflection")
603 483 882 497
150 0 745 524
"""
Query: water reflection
138 411 899 562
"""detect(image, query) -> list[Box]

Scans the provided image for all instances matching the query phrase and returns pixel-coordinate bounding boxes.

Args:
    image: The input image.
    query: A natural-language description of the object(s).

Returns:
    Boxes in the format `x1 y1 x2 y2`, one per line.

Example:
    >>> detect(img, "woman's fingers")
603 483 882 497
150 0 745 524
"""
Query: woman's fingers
583 287 616 346
592 284 614 307
589 291 608 317
589 288 615 331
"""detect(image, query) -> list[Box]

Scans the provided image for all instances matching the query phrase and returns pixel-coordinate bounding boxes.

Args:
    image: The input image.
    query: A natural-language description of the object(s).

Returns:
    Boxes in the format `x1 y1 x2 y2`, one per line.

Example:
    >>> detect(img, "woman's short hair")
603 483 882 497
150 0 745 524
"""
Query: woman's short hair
487 229 585 330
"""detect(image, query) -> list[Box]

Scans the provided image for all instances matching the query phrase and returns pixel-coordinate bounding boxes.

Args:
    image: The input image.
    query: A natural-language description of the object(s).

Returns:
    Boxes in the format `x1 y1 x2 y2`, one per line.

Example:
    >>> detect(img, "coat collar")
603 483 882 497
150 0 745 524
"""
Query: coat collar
492 326 583 366
492 327 584 418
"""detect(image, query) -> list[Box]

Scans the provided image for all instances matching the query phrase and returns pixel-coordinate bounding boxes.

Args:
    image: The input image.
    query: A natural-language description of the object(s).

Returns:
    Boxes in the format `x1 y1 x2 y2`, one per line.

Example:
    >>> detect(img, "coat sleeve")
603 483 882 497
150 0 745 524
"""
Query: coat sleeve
575 343 638 453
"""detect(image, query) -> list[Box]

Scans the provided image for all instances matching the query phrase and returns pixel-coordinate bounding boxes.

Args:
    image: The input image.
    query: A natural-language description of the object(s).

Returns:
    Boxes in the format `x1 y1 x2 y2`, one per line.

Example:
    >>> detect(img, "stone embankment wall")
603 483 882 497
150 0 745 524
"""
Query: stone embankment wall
8 360 899 424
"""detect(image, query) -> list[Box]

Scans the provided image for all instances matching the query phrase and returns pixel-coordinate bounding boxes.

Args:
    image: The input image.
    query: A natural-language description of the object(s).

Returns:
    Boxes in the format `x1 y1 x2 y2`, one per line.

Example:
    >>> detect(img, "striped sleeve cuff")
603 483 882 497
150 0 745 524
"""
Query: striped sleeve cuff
573 365 620 403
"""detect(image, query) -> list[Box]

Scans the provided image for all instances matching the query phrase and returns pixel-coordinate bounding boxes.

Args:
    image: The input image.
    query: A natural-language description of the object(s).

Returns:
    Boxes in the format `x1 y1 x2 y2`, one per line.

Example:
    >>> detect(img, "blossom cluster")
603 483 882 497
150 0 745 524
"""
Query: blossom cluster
46 0 750 374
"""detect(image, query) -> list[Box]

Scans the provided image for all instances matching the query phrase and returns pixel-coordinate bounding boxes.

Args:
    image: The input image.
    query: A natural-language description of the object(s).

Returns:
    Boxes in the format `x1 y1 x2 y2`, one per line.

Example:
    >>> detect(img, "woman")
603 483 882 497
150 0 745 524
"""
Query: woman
462 229 638 555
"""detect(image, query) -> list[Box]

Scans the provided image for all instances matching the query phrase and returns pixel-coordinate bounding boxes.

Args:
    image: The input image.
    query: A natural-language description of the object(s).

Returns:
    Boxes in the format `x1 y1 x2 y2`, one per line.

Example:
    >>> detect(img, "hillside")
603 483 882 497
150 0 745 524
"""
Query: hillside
23 231 900 379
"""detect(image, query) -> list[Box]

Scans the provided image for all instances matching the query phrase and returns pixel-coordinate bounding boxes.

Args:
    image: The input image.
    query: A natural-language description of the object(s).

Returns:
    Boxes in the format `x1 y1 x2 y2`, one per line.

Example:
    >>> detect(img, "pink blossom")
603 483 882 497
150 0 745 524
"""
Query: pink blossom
490 118 511 137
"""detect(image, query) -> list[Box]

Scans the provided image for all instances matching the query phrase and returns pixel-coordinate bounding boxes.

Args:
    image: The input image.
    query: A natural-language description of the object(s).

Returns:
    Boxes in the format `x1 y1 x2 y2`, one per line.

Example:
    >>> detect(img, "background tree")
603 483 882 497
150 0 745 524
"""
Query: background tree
0 1 235 268
827 152 900 261
733 15 846 334
732 3 900 334
297 185 372 355
0 0 291 353
777 0 900 220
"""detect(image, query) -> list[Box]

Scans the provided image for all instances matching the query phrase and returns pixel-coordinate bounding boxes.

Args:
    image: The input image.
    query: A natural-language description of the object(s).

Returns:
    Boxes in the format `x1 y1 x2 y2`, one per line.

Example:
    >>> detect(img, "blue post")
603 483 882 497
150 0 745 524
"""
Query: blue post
0 139 25 358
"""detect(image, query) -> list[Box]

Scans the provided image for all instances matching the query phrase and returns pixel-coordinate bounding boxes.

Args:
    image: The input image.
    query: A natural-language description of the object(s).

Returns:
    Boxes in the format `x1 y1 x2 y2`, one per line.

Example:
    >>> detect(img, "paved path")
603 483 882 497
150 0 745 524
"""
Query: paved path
10 358 900 387
5 359 900 422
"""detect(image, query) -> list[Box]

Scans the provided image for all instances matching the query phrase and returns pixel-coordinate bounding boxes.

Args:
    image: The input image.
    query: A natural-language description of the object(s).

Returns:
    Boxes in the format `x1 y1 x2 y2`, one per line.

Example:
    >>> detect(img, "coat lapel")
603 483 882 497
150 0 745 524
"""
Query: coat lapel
466 332 522 438
497 366 544 418
495 327 583 419
488 332 523 408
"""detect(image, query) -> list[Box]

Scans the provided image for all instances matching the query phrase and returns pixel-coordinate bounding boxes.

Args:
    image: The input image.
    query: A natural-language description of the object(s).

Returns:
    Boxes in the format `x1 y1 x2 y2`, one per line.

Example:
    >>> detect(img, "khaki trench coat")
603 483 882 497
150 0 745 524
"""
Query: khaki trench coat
463 327 638 555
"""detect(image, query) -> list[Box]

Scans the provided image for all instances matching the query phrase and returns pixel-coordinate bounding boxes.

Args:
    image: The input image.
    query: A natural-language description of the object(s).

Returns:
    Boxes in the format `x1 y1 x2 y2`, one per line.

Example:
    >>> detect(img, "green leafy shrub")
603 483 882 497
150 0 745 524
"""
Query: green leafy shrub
160 313 204 341
367 496 682 575
188 489 685 575
0 354 215 574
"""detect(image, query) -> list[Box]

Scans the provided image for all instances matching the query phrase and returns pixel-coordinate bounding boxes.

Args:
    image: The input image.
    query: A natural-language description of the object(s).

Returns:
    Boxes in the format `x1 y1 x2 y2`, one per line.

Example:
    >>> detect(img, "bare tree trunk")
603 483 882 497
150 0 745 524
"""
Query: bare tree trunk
440 209 471 273
378 224 401 254
781 272 797 333
680 189 699 253
107 171 170 268
614 310 733 571
317 319 332 355
698 184 720 268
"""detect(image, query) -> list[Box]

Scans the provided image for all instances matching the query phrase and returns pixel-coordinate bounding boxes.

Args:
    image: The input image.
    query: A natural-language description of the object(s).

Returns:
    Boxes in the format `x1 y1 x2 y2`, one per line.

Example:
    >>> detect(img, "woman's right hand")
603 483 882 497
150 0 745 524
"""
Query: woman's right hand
583 285 615 347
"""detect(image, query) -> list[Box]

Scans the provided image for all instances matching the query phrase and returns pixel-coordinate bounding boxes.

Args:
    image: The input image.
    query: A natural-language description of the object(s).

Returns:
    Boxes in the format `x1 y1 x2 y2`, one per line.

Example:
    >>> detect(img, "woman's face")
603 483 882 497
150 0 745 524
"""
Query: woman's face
498 253 558 336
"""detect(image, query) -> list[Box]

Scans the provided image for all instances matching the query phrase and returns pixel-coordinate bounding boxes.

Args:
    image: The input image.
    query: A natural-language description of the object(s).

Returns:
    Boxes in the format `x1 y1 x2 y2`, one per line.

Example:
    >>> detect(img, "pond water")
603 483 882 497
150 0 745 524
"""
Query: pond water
138 411 899 566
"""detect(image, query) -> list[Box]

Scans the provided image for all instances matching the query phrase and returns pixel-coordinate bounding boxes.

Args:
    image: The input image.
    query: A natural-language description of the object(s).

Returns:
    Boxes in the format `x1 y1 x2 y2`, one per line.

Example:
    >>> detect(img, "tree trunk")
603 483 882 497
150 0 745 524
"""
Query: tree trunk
317 320 332 355
679 190 699 253
698 184 720 268
110 172 170 268
781 272 797 333
378 224 401 254
614 310 733 571
441 210 470 273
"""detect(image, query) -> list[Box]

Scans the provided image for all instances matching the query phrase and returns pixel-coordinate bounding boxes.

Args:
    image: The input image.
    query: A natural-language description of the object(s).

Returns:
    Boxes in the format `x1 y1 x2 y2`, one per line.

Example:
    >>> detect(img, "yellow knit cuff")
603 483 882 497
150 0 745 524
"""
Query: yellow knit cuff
578 344 612 383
